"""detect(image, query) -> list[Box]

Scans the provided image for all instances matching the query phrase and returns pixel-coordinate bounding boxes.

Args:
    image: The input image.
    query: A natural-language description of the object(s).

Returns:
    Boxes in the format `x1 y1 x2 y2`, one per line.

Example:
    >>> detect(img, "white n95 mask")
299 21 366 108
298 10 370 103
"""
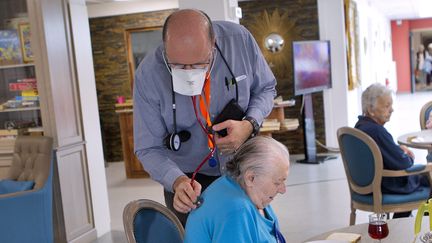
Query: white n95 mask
171 68 207 96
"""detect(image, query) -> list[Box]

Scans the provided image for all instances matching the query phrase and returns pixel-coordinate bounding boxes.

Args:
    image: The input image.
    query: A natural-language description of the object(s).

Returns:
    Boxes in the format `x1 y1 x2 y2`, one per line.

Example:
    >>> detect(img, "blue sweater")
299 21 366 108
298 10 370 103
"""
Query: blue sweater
184 175 282 243
355 116 421 194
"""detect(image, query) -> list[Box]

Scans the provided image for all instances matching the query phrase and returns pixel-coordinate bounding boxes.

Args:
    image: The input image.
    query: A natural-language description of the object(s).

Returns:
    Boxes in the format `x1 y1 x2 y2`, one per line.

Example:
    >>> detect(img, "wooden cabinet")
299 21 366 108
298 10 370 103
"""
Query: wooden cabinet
116 102 149 178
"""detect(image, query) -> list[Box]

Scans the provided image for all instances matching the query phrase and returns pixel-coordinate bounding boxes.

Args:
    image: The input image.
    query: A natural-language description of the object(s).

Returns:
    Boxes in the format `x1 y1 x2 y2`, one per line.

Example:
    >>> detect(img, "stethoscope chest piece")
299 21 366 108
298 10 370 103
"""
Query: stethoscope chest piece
208 156 217 167
194 196 204 208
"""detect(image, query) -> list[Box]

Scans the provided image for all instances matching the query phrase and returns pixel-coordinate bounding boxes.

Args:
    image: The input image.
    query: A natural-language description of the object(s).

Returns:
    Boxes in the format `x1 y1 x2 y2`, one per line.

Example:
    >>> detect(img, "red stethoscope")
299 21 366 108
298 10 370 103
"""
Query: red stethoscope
188 43 239 189
189 75 216 194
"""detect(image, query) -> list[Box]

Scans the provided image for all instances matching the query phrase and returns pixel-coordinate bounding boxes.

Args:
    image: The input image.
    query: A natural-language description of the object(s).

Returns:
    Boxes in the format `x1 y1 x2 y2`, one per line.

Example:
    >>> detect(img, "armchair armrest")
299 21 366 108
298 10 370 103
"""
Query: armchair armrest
0 188 39 199
382 163 432 177
405 164 426 172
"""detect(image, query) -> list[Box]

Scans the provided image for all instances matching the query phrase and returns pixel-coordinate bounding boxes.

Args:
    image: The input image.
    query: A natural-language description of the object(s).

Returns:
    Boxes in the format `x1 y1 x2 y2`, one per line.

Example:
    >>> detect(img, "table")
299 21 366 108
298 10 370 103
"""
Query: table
305 217 430 243
397 130 432 150
115 102 149 178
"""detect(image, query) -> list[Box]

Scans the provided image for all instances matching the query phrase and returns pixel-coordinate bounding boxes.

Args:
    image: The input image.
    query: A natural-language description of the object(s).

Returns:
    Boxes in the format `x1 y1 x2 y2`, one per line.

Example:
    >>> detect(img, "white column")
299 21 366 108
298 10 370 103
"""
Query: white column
318 0 351 148
178 0 241 23
69 0 111 237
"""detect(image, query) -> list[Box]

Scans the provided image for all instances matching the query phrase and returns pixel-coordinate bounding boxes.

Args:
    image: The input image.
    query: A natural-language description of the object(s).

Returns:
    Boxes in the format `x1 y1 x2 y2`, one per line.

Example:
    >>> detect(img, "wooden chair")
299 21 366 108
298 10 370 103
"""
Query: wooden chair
420 100 432 130
123 199 184 243
337 127 432 225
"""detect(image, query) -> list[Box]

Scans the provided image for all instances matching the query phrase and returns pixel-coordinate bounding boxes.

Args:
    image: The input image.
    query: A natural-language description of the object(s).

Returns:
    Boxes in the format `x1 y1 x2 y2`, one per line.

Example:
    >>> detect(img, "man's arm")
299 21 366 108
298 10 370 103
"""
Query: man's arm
213 26 276 153
133 67 184 192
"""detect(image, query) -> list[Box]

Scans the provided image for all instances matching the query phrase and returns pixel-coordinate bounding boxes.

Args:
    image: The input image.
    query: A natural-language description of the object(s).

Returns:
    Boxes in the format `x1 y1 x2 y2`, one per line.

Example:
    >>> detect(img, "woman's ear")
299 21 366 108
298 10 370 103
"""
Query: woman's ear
366 107 374 117
244 170 255 187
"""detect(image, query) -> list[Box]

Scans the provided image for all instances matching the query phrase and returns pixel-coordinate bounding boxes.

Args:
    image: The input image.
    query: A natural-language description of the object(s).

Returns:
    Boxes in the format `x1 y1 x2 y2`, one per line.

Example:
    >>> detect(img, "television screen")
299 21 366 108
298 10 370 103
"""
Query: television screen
292 40 332 96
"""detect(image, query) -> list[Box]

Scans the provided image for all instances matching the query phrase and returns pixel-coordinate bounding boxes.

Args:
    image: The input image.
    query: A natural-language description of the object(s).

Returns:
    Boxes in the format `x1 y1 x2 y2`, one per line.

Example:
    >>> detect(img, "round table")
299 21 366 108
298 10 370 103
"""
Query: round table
397 130 432 150
304 217 430 243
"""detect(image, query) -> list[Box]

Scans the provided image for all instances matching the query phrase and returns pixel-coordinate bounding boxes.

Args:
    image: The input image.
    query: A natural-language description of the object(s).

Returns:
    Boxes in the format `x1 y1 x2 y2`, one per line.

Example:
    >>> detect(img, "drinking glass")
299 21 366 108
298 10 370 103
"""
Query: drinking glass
368 213 389 242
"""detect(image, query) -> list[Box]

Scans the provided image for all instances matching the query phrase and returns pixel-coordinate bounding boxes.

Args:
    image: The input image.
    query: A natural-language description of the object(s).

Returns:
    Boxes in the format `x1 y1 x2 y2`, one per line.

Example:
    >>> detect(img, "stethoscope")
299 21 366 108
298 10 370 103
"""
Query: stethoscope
165 42 239 206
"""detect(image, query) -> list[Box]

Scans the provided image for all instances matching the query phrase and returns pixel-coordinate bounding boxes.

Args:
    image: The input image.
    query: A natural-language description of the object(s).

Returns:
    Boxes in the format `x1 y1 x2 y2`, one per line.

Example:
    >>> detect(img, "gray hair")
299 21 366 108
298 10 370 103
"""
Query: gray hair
361 83 392 115
225 136 290 185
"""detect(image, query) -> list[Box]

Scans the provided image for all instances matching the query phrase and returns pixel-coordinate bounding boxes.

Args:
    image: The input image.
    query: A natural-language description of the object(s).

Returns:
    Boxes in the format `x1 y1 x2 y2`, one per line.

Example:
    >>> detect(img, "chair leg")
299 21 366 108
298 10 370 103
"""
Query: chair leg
350 207 356 225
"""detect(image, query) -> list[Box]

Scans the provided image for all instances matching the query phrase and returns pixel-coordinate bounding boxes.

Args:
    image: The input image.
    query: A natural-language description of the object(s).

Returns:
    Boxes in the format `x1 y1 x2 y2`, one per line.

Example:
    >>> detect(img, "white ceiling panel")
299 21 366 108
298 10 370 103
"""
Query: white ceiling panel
84 0 432 20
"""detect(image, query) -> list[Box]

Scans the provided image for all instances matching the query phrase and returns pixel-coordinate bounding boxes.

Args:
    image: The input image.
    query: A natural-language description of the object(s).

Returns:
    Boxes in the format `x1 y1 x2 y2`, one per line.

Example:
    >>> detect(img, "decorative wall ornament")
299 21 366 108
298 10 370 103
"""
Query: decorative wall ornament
247 9 300 78
344 0 361 90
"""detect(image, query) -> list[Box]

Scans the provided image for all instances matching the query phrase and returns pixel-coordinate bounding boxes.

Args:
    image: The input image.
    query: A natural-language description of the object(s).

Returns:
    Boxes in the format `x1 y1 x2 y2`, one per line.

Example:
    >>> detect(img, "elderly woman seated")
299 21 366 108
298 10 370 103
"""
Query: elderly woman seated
355 83 430 218
184 136 289 243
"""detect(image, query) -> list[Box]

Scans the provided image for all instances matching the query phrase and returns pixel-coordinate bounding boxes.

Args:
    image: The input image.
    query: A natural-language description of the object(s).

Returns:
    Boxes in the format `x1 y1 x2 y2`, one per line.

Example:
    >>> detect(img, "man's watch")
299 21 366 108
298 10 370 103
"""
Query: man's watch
243 116 260 138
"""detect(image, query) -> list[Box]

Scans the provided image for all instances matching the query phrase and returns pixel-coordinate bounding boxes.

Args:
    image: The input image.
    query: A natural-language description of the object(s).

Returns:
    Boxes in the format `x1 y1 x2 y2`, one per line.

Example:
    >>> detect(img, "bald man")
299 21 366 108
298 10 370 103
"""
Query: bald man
133 9 276 225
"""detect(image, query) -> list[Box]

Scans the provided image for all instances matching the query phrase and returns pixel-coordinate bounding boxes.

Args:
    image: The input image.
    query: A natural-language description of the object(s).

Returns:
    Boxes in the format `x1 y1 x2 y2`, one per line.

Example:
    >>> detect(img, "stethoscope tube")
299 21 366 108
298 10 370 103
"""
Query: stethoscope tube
190 96 216 190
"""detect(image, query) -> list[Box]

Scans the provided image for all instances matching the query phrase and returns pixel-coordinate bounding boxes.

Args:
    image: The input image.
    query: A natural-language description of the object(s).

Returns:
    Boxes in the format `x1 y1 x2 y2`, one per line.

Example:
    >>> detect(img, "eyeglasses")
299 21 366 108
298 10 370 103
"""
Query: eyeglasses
167 62 210 70
164 49 214 70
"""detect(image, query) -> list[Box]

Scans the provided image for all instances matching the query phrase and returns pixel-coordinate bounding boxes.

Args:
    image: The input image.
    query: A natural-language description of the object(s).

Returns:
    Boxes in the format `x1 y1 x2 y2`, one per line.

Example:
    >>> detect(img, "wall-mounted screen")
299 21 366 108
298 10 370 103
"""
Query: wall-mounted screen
292 40 332 96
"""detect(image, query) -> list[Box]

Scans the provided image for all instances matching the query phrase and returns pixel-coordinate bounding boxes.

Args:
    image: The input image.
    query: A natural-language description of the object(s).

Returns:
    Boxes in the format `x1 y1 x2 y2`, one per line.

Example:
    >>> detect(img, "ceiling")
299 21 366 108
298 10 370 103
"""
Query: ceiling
85 0 432 20
369 0 431 20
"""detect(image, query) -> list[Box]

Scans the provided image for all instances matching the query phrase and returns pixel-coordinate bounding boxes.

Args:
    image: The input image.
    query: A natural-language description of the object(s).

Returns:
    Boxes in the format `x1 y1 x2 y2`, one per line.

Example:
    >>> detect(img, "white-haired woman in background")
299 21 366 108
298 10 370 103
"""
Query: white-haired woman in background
184 136 289 243
355 83 430 218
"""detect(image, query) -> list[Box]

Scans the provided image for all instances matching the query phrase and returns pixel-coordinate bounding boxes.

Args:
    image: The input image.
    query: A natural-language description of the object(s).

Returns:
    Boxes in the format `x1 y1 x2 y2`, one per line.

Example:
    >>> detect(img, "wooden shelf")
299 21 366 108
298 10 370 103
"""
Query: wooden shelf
0 63 35 70
0 107 40 113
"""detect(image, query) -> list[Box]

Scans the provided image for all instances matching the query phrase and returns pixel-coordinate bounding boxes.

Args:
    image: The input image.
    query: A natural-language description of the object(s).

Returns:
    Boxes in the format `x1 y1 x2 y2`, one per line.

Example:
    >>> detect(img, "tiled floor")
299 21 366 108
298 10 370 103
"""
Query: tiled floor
94 91 431 243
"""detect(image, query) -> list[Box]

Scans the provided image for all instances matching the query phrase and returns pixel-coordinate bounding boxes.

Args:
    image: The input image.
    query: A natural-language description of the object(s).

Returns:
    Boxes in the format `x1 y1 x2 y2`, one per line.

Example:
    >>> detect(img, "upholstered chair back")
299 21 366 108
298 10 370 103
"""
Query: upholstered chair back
6 136 53 190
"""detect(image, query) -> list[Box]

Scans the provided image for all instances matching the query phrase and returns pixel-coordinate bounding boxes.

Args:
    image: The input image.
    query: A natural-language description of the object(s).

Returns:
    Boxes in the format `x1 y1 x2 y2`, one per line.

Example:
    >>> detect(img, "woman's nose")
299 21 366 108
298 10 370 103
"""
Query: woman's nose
278 184 286 194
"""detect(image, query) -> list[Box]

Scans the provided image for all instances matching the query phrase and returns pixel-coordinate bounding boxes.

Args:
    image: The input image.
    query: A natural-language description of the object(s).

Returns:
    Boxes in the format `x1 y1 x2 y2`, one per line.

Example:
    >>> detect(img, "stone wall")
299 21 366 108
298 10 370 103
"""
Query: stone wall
239 0 326 154
89 9 175 161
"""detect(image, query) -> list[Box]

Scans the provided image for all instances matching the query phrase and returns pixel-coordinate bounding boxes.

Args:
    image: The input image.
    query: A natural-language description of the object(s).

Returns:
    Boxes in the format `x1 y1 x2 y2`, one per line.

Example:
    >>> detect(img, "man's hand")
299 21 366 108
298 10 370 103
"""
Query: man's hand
400 145 415 159
212 119 253 154
172 175 202 213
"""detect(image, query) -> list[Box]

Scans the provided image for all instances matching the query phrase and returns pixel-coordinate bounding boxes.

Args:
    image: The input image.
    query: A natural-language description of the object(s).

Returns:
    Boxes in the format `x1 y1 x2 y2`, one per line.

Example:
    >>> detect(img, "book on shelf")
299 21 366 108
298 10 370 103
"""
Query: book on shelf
18 78 36 83
21 90 38 97
15 95 39 101
261 119 281 132
0 29 23 65
9 80 37 91
0 129 18 136
280 118 300 131
273 96 296 106
0 137 16 154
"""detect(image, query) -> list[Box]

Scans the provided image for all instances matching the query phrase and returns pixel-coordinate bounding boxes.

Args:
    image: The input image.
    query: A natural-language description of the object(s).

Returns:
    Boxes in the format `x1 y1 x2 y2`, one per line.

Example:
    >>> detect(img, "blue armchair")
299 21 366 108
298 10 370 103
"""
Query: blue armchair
337 127 432 225
0 136 54 243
